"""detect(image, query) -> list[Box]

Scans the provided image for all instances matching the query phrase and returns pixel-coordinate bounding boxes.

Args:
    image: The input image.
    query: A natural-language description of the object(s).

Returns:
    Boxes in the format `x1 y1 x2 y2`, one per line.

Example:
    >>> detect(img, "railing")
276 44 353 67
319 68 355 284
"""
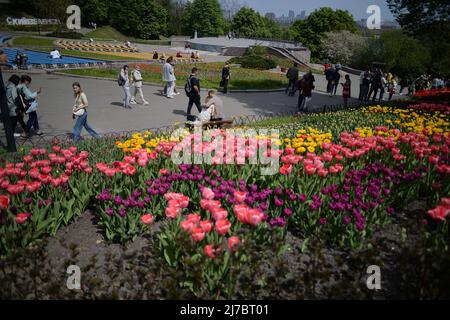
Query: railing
0 99 411 150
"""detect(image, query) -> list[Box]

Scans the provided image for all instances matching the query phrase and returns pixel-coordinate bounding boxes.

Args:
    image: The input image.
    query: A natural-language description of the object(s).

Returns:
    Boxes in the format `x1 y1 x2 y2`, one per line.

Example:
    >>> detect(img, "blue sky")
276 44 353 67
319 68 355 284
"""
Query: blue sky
242 0 395 20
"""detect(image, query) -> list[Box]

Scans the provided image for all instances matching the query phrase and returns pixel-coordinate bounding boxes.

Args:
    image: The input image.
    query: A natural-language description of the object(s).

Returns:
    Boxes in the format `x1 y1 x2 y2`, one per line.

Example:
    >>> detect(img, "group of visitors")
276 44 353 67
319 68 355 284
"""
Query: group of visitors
4 74 99 143
358 69 397 102
5 74 42 138
118 65 150 108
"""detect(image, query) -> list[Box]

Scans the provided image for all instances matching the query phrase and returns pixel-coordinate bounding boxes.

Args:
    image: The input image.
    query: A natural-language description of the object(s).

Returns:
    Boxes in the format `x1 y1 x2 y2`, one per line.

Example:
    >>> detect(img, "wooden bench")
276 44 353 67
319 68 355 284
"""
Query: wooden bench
185 119 233 130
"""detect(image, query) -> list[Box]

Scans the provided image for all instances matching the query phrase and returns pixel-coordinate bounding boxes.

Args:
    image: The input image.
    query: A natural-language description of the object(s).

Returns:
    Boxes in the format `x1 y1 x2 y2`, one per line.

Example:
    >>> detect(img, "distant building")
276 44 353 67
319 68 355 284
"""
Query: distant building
265 12 276 21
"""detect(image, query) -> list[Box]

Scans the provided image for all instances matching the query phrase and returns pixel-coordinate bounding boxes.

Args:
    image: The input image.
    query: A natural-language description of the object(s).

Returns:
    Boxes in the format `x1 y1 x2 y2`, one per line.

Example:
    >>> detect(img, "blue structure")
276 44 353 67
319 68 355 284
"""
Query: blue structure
2 48 103 68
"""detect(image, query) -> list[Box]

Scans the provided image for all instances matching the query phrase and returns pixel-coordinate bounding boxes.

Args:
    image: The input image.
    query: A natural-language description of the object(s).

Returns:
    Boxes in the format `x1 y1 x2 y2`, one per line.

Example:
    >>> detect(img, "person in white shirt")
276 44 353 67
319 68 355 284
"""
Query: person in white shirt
162 57 176 99
130 65 149 105
49 48 61 59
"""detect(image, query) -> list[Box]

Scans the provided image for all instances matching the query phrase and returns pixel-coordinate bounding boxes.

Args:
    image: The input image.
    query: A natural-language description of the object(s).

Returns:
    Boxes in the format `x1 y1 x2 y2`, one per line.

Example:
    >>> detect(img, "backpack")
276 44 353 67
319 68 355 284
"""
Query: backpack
184 76 193 96
118 74 125 86
15 87 31 114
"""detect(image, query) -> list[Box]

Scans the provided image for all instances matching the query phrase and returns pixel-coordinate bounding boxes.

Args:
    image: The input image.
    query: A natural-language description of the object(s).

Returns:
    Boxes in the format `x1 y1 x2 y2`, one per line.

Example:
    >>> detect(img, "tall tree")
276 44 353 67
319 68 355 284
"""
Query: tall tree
231 7 264 37
290 7 358 61
321 30 366 65
387 0 450 77
75 0 110 26
182 0 225 37
109 0 168 39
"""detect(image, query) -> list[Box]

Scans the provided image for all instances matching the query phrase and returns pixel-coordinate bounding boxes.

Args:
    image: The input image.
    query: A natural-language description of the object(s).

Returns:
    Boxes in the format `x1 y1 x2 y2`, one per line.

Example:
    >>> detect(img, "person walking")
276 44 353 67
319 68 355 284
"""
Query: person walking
16 75 42 137
221 63 231 94
71 82 99 143
285 63 299 96
325 65 335 94
5 74 28 137
130 65 149 105
331 68 341 96
185 67 202 119
297 74 313 112
379 73 387 102
119 65 132 109
360 71 370 101
367 70 381 102
163 57 176 99
341 74 351 108
220 62 231 94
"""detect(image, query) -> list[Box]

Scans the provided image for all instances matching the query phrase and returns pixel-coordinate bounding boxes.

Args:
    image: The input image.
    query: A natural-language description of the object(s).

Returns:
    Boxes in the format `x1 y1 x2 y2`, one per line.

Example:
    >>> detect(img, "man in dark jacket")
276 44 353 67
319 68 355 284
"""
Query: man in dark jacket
367 70 382 102
325 65 335 94
221 63 231 94
285 63 299 96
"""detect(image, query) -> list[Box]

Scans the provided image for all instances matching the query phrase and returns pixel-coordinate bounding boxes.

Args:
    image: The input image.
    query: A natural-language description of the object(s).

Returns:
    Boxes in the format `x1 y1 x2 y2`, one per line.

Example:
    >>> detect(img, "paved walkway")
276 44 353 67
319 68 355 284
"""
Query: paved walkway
1 71 395 138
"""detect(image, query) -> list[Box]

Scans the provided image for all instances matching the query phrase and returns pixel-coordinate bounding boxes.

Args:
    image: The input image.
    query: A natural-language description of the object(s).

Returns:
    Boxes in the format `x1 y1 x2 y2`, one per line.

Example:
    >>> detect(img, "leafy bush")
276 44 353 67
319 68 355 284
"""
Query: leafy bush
229 55 277 70
46 31 83 39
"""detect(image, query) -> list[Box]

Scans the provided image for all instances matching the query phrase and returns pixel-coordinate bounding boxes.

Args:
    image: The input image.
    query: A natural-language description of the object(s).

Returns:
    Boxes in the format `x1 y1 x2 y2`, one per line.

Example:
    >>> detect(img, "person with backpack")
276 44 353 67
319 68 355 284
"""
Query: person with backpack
285 63 299 96
118 65 131 109
185 67 202 120
130 65 149 105
16 75 42 137
72 82 100 143
5 74 28 137
341 74 351 108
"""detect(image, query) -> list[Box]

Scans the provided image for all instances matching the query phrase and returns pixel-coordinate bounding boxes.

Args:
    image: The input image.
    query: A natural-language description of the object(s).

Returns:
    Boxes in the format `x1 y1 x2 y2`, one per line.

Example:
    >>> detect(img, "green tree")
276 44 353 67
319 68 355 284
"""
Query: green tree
387 0 450 77
75 0 110 26
182 0 225 37
109 0 168 39
231 7 264 37
290 7 358 61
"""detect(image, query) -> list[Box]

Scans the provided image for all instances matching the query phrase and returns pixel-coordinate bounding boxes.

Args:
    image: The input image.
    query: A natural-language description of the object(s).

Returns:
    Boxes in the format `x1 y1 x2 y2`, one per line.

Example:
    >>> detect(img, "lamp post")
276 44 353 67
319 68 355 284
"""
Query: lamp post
0 52 17 152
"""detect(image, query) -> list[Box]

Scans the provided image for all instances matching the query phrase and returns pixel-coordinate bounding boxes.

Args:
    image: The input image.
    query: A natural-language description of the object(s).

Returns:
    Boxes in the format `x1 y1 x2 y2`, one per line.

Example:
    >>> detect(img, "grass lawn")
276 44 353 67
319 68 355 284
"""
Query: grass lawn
60 50 143 61
60 62 287 90
13 37 56 47
85 26 170 45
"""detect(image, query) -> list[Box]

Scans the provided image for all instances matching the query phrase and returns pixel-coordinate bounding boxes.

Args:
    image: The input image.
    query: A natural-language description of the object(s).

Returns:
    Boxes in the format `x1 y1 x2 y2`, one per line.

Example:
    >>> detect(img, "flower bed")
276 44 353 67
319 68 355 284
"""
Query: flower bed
0 102 449 298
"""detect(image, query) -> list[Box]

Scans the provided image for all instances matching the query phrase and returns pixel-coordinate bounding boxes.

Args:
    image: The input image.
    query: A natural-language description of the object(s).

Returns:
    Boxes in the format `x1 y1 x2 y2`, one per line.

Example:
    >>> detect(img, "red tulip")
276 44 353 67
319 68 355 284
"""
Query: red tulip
202 187 215 200
159 168 169 175
234 191 246 203
23 155 33 163
51 178 62 188
441 198 450 207
280 164 293 175
69 146 77 154
41 166 52 175
210 206 227 220
200 220 213 233
248 208 265 226
30 149 40 156
181 219 196 232
39 148 47 155
16 212 31 224
318 168 328 178
104 168 116 177
215 219 231 235
228 236 240 250
428 206 449 221
304 164 316 175
204 244 221 259
60 174 69 184
428 155 439 165
165 206 180 219
7 184 24 195
191 227 205 242
141 214 154 225
84 167 93 174
0 180 10 189
0 195 10 210
26 181 41 193
187 213 201 223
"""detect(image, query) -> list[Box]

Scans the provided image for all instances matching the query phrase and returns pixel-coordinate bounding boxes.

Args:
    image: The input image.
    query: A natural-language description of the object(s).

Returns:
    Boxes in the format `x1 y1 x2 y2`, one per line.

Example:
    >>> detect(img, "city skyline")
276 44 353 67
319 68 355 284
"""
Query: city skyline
242 0 395 20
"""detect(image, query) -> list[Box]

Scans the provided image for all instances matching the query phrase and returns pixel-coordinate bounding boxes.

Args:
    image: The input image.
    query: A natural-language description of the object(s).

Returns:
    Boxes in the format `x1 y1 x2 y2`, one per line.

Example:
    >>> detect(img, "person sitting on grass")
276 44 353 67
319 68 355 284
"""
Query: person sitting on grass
176 52 183 58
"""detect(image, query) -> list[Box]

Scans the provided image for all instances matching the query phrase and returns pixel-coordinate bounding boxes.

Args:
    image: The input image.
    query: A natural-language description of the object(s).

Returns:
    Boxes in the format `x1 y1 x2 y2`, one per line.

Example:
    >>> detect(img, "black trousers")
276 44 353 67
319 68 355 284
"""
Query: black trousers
286 79 295 93
222 80 229 94
10 115 28 133
187 95 202 116
367 86 379 101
